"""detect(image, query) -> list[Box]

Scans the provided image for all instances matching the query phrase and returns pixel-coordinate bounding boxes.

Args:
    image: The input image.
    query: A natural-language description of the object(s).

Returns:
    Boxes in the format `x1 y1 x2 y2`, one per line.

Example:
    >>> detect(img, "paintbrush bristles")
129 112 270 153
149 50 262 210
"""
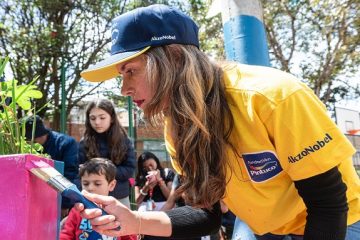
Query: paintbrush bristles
30 167 73 192
30 167 61 182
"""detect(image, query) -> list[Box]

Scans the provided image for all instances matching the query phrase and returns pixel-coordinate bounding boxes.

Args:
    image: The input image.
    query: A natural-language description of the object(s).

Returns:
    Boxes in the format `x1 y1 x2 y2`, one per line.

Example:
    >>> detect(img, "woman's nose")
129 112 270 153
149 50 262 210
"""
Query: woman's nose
121 78 135 96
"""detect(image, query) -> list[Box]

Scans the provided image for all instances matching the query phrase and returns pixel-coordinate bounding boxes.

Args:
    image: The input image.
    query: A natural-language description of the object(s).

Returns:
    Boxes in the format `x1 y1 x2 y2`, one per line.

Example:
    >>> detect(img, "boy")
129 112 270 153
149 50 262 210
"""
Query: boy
60 158 136 240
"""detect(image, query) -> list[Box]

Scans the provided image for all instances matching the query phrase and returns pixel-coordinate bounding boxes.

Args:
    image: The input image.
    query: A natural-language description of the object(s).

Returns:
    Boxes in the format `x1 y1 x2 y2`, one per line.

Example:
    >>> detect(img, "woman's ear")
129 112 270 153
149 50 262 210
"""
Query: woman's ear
109 179 117 191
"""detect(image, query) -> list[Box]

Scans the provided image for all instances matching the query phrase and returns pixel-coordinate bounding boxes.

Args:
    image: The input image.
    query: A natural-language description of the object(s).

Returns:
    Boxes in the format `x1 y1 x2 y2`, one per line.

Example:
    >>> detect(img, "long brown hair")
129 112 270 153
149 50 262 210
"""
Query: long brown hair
83 99 128 165
143 44 234 208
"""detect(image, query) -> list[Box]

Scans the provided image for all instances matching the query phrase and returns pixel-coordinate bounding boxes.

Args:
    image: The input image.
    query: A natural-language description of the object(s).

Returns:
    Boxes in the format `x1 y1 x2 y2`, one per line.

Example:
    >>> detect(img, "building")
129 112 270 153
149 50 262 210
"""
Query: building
335 107 360 174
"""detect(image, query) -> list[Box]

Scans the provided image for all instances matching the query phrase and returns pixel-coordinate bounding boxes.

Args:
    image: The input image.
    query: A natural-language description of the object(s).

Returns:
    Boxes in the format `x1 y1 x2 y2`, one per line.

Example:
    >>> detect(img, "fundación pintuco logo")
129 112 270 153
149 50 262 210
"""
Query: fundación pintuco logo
288 133 332 163
243 151 283 182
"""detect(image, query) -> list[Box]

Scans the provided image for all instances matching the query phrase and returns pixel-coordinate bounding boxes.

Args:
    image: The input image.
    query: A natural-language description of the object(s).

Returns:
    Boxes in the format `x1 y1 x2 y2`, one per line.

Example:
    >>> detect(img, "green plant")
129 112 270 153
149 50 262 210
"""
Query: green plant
0 57 45 155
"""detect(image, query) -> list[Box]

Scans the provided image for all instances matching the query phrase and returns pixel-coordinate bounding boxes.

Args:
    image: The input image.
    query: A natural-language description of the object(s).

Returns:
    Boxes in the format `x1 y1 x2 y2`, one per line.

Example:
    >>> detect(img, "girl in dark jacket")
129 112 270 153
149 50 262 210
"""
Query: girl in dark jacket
78 99 136 208
135 151 174 212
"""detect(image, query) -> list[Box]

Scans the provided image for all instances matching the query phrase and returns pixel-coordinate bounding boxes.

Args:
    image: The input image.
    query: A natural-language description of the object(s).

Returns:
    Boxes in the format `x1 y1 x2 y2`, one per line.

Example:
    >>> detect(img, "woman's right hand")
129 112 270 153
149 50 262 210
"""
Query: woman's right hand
74 191 139 237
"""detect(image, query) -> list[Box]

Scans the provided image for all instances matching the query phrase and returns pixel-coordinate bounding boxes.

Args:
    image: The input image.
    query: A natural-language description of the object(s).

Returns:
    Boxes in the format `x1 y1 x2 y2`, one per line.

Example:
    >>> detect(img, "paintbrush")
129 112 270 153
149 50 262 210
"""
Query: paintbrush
26 159 121 230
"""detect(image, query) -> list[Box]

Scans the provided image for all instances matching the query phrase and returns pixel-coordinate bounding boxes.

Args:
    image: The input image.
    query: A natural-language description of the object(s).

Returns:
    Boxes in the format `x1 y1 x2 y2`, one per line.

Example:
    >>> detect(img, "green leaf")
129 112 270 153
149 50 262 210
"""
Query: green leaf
16 91 43 110
0 57 9 76
6 85 43 110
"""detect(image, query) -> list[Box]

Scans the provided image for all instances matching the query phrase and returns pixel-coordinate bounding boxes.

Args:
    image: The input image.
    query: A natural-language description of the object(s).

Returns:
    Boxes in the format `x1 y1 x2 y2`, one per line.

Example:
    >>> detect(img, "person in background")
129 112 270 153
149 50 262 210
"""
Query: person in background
60 158 136 240
219 201 237 240
160 174 220 240
78 99 136 209
75 4 360 240
135 151 174 212
160 174 184 212
25 115 79 218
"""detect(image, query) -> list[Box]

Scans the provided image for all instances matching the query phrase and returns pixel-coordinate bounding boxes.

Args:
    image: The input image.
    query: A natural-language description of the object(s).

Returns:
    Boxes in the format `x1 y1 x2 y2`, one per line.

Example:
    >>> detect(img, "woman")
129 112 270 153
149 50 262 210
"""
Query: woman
76 4 360 240
135 151 174 212
78 99 136 209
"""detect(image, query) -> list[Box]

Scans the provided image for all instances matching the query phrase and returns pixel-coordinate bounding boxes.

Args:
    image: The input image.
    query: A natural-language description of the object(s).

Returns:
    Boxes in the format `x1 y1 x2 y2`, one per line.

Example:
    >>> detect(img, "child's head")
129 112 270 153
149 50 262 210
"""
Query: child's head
85 99 117 134
83 98 128 165
79 158 117 196
136 151 164 176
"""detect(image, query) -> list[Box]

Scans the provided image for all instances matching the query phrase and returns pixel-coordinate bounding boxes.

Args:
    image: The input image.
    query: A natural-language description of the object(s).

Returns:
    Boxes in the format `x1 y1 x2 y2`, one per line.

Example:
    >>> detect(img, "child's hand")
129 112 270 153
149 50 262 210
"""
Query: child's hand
147 169 162 182
154 169 161 181
146 171 157 183
145 179 157 189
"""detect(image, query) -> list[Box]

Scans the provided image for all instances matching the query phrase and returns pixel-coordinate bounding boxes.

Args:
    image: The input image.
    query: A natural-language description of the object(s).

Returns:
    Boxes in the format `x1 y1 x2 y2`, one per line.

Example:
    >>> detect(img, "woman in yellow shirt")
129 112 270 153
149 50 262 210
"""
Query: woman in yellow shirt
76 4 360 240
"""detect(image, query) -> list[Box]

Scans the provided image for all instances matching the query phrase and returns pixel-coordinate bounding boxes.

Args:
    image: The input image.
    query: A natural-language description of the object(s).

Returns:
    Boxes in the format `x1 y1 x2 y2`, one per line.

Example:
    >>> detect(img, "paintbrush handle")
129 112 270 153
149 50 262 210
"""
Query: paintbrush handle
62 184 108 215
62 184 121 230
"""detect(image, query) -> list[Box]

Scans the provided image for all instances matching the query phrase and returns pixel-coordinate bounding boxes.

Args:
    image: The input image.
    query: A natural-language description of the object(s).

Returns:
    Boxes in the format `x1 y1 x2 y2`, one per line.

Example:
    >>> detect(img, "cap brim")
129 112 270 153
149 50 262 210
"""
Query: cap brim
81 46 150 82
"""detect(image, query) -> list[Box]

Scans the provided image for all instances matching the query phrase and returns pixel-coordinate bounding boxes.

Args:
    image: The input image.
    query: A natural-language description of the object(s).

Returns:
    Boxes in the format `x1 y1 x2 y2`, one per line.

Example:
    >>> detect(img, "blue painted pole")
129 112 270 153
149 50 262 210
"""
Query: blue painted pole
209 0 270 66
208 1 270 239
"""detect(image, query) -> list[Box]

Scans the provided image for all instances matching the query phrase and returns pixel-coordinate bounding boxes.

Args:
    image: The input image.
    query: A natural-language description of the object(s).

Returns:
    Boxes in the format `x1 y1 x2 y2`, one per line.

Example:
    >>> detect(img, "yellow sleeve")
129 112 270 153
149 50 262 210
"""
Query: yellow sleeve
265 86 355 180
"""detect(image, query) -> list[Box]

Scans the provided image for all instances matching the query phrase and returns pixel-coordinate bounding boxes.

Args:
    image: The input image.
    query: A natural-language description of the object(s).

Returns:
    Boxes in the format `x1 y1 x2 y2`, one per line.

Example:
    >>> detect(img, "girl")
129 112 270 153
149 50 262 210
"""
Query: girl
135 151 174 212
78 99 136 208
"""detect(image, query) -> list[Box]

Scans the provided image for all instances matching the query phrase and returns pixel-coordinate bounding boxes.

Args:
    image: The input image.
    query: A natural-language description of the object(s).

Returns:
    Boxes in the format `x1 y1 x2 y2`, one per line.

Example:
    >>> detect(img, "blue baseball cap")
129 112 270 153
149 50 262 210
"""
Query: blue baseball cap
24 115 50 140
81 4 199 82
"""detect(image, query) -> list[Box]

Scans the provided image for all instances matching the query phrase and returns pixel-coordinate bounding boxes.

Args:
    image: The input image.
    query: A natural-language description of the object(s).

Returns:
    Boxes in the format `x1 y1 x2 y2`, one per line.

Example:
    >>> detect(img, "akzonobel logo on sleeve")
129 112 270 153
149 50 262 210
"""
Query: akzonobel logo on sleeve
288 133 333 163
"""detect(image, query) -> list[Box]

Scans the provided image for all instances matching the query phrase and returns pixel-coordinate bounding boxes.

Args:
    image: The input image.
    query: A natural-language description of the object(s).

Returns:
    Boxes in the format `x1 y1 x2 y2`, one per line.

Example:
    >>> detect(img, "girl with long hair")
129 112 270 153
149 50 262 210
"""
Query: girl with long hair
78 99 136 208
135 151 174 212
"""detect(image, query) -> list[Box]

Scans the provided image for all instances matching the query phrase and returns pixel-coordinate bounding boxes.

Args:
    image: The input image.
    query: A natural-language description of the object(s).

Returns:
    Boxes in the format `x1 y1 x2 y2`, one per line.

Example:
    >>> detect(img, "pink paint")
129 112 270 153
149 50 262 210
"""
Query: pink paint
0 154 58 239
25 158 52 170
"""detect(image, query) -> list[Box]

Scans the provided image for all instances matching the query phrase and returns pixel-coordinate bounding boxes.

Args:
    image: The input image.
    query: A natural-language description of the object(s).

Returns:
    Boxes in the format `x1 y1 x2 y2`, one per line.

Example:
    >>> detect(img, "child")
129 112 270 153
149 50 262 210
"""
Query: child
60 158 136 240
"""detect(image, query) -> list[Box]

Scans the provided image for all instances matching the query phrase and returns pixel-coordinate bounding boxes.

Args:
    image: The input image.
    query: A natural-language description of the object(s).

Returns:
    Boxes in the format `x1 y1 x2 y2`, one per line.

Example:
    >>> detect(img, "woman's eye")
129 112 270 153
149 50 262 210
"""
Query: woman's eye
126 69 134 75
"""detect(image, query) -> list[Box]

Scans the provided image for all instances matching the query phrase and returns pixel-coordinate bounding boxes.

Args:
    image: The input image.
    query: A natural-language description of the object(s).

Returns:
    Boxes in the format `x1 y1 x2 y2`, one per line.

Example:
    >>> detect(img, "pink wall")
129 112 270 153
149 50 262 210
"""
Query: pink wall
0 154 59 239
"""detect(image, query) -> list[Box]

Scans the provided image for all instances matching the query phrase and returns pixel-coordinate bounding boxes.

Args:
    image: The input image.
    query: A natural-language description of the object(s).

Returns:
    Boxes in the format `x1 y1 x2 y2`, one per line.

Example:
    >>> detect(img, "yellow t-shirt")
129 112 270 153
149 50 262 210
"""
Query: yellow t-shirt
165 63 360 235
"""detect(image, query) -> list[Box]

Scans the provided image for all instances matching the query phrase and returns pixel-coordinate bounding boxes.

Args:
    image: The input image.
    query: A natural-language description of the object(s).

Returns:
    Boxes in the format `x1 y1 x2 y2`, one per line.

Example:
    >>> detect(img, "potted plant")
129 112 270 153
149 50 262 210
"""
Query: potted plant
0 57 45 154
0 57 59 240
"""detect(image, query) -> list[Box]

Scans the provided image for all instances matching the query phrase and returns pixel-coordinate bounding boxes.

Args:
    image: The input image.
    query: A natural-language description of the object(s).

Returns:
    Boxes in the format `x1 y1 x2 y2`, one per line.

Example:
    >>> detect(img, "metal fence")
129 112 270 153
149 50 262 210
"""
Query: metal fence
345 134 360 176
354 151 360 165
353 151 360 177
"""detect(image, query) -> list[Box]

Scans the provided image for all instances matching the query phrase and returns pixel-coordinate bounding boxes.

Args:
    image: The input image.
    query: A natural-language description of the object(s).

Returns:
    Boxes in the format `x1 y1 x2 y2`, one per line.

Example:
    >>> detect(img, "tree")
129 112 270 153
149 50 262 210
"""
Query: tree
183 0 360 110
187 0 225 59
0 0 129 130
262 0 360 109
3 0 357 127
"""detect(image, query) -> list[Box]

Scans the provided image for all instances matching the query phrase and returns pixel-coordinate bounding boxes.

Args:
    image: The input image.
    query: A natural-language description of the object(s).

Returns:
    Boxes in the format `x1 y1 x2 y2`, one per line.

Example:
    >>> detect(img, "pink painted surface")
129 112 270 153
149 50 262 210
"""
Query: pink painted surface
0 154 58 239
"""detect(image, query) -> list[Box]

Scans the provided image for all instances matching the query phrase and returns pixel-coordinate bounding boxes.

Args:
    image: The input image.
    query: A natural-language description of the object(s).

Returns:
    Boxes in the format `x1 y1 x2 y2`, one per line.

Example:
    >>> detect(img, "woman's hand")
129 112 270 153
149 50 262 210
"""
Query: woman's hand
74 191 139 237
154 169 161 181
144 178 157 191
146 170 158 183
